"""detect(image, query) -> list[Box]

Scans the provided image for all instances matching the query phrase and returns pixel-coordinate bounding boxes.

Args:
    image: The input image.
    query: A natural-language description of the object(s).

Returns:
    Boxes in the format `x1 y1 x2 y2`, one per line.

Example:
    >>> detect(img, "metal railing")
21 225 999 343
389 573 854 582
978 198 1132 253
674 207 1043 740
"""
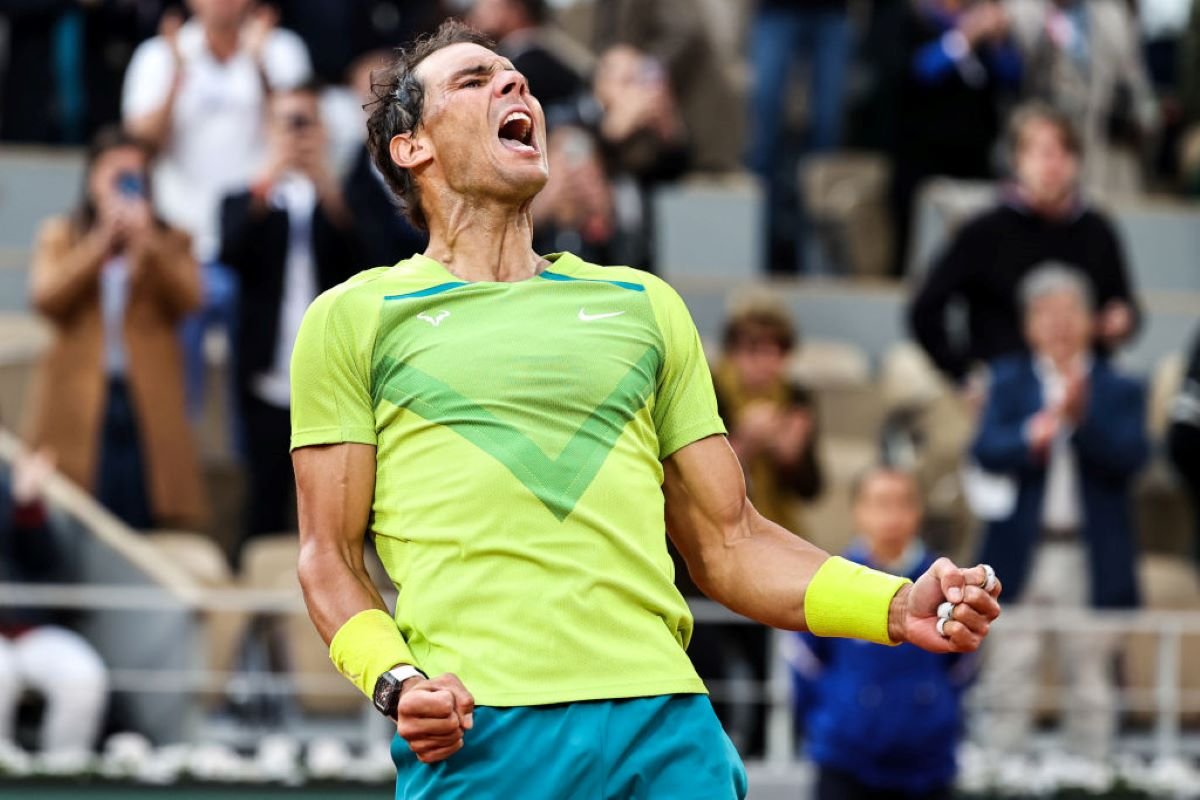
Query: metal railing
2 583 1199 760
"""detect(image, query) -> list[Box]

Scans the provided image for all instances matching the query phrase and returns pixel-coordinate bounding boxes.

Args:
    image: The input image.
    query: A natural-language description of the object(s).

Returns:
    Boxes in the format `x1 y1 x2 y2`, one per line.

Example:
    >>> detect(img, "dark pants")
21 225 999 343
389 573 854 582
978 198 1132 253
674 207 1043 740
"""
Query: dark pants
238 391 296 558
746 6 852 274
95 377 153 530
815 768 953 800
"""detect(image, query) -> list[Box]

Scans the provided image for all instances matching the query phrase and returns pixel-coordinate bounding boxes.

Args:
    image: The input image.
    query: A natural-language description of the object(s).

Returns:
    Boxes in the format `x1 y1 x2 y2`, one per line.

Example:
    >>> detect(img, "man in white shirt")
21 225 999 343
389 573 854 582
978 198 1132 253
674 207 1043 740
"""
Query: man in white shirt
121 0 312 418
969 263 1148 759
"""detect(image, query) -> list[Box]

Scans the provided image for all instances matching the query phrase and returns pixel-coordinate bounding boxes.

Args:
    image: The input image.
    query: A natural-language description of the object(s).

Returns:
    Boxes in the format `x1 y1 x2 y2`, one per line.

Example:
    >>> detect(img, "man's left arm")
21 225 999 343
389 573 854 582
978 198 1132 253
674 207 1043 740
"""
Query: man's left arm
662 435 1000 653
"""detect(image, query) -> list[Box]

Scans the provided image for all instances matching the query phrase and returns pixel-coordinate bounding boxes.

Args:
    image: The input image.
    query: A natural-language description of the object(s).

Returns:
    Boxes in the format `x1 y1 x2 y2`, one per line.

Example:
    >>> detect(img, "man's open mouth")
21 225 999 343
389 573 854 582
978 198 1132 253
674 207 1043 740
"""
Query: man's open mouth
498 110 537 154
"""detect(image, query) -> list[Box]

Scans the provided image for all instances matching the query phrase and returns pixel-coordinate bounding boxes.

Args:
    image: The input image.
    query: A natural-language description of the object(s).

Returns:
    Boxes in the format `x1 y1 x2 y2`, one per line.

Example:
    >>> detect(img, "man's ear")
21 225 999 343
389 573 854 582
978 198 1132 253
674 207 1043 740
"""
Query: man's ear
390 132 432 172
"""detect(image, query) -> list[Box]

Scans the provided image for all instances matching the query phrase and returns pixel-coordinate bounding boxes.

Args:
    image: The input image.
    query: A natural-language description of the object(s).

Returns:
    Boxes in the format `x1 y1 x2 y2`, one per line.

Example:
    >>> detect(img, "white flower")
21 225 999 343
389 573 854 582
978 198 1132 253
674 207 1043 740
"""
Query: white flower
255 734 301 784
101 731 153 778
33 749 93 776
0 741 33 777
187 742 246 781
306 737 352 780
353 742 397 784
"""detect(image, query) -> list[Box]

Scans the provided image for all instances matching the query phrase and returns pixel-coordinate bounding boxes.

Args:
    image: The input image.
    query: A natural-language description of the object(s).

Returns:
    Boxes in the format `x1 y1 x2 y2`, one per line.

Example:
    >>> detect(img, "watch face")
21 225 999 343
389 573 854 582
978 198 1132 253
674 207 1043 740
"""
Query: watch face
374 673 400 718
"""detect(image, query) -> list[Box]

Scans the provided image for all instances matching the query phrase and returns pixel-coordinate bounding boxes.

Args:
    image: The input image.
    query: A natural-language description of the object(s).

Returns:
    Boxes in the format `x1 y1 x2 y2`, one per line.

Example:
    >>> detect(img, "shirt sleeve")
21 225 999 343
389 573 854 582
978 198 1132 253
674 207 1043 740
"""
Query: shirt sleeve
263 28 313 90
122 38 175 120
645 278 726 458
290 285 378 450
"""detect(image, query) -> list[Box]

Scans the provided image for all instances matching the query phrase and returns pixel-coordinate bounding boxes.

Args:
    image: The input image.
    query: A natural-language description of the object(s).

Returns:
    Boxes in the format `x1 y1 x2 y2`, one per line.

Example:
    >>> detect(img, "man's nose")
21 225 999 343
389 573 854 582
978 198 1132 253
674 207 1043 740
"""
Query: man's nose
495 70 529 98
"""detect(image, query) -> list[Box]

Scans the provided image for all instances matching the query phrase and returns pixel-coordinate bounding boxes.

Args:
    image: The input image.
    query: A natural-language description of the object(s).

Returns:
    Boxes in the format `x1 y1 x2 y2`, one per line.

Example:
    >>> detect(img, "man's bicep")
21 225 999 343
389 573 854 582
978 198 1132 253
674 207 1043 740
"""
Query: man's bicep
294 443 377 552
662 434 749 568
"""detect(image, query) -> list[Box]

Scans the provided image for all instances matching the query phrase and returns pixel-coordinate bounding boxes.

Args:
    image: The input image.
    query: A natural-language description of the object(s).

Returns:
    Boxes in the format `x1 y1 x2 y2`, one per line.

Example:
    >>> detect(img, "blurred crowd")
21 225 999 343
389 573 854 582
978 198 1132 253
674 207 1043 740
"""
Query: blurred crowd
0 0 1198 794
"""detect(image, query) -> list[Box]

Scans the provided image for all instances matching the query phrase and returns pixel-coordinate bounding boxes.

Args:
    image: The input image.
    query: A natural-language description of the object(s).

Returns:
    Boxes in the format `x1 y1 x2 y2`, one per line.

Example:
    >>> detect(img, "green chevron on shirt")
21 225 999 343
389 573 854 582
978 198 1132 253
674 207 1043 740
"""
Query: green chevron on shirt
372 345 659 521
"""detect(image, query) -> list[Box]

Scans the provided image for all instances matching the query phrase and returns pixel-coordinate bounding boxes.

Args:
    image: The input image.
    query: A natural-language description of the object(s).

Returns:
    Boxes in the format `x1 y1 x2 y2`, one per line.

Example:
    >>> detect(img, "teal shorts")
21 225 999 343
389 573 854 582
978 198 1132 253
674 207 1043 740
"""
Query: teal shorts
391 693 748 799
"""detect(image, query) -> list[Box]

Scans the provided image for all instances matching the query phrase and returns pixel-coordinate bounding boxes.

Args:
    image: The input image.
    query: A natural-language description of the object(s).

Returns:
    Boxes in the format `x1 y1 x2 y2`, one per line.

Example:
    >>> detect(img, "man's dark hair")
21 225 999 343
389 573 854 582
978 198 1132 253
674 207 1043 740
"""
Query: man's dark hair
365 20 495 231
1008 101 1083 160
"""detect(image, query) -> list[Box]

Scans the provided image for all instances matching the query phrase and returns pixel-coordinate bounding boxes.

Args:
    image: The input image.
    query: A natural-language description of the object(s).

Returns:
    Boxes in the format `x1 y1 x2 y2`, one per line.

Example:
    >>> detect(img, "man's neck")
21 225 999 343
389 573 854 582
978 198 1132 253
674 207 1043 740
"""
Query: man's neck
423 197 545 282
204 24 240 62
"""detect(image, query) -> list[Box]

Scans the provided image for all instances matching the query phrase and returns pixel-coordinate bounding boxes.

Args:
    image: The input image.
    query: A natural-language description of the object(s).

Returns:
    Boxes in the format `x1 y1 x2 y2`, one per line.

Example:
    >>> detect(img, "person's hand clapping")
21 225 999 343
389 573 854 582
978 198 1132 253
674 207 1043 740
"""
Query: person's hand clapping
892 559 1002 653
1059 366 1090 426
1027 407 1060 458
738 402 781 454
395 672 475 763
241 3 279 64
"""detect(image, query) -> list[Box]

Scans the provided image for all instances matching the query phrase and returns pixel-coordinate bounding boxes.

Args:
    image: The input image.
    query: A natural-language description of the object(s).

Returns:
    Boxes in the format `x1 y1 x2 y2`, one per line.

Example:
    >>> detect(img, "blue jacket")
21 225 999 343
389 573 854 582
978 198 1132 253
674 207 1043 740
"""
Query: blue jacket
789 543 976 793
971 355 1148 608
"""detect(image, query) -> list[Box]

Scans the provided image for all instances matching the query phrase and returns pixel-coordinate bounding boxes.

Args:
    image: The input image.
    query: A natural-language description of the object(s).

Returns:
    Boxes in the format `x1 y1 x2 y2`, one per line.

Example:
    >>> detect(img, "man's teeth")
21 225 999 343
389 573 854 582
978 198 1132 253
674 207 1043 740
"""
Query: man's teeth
504 111 531 126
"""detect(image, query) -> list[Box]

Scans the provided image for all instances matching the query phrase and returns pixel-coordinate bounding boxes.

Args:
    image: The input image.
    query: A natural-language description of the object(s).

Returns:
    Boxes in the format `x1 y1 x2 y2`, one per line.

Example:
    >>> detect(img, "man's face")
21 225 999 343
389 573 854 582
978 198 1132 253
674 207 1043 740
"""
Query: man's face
853 472 922 555
267 90 324 154
1015 119 1079 209
729 333 788 393
409 43 548 206
187 0 251 28
1025 289 1094 363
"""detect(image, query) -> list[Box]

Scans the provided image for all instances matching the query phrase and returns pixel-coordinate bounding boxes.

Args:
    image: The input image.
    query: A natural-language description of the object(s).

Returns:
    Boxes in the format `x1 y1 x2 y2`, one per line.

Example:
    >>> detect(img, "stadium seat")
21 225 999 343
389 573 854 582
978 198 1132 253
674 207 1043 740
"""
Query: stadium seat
0 148 84 250
1125 554 1200 727
787 338 871 390
879 342 950 412
240 534 362 715
906 177 998 278
0 312 48 430
1149 351 1185 440
803 436 877 556
654 174 763 283
147 531 247 706
800 152 894 278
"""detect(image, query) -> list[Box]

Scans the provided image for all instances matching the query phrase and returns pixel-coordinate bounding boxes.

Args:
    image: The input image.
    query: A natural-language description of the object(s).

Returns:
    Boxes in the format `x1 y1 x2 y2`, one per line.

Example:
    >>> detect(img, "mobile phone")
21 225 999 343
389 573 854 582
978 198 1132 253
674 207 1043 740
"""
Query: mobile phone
115 171 146 199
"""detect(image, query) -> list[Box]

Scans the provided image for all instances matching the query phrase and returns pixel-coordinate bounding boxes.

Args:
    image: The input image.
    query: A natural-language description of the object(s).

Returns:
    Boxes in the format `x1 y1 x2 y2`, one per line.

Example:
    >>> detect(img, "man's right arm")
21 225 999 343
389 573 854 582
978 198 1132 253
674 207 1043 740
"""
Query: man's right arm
294 442 474 763
294 442 388 643
122 24 183 151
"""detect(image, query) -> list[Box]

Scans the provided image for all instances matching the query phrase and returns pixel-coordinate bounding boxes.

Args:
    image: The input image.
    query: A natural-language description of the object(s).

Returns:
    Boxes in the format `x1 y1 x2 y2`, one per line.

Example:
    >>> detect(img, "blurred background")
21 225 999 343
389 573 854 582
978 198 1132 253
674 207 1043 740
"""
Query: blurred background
0 0 1198 797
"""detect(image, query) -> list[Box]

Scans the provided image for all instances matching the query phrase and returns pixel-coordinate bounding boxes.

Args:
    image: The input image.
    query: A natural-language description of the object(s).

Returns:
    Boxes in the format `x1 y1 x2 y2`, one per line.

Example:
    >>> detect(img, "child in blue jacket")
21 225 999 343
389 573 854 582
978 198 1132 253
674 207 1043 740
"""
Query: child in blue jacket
789 467 977 799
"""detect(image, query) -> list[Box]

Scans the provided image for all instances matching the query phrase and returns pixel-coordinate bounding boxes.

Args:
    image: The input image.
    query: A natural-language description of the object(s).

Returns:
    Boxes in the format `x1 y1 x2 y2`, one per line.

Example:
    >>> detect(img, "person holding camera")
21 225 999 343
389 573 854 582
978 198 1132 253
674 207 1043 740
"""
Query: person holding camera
25 127 206 531
219 81 364 560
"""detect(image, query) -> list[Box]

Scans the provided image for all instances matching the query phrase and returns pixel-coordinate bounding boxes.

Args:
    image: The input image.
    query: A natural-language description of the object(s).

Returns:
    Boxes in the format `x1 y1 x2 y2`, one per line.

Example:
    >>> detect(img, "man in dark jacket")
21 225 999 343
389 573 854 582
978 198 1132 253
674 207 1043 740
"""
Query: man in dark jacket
0 449 108 755
970 264 1147 759
790 466 974 800
908 103 1140 386
220 81 364 556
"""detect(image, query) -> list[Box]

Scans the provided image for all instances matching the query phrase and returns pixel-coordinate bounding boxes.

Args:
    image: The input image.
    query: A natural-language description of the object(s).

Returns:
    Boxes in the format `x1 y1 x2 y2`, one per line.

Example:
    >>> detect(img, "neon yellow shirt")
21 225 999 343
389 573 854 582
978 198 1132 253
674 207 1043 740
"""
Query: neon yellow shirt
290 252 725 706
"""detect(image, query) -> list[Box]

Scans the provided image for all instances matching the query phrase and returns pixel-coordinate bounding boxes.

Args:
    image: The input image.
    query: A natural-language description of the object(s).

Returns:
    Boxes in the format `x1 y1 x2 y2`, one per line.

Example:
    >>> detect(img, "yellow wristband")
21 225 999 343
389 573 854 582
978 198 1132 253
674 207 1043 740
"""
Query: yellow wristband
328 608 418 697
804 556 911 646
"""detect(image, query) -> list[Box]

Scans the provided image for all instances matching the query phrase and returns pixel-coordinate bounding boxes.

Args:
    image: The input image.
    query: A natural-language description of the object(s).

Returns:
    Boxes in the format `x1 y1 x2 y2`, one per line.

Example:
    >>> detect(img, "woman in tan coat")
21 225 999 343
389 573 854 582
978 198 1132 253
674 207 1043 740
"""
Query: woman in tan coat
25 127 206 530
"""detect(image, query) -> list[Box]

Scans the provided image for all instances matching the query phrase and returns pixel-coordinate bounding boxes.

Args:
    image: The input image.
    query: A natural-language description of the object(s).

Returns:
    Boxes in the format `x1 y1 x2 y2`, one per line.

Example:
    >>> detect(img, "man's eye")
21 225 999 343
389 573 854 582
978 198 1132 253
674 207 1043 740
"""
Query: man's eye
462 79 485 88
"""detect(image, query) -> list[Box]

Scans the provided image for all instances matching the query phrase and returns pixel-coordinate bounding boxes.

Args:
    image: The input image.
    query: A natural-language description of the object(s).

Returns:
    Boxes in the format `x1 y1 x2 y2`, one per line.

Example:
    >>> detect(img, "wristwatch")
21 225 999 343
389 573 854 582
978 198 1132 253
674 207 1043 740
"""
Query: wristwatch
372 664 427 720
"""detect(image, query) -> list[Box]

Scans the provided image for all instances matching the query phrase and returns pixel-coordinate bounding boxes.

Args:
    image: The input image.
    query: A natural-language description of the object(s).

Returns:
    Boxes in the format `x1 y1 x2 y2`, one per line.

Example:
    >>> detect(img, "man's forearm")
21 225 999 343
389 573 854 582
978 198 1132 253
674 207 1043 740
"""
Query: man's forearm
676 508 829 631
297 539 390 646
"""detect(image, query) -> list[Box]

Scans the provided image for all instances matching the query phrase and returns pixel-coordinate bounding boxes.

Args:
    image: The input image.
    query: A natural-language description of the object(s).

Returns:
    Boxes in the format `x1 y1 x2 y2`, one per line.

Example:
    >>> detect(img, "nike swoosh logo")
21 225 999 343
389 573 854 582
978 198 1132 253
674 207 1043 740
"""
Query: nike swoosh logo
578 308 626 322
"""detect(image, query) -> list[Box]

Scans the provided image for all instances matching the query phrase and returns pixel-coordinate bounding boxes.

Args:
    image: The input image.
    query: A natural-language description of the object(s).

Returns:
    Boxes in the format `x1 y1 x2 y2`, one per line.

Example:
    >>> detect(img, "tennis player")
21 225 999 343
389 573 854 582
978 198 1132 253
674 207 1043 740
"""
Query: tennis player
291 20 1001 799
